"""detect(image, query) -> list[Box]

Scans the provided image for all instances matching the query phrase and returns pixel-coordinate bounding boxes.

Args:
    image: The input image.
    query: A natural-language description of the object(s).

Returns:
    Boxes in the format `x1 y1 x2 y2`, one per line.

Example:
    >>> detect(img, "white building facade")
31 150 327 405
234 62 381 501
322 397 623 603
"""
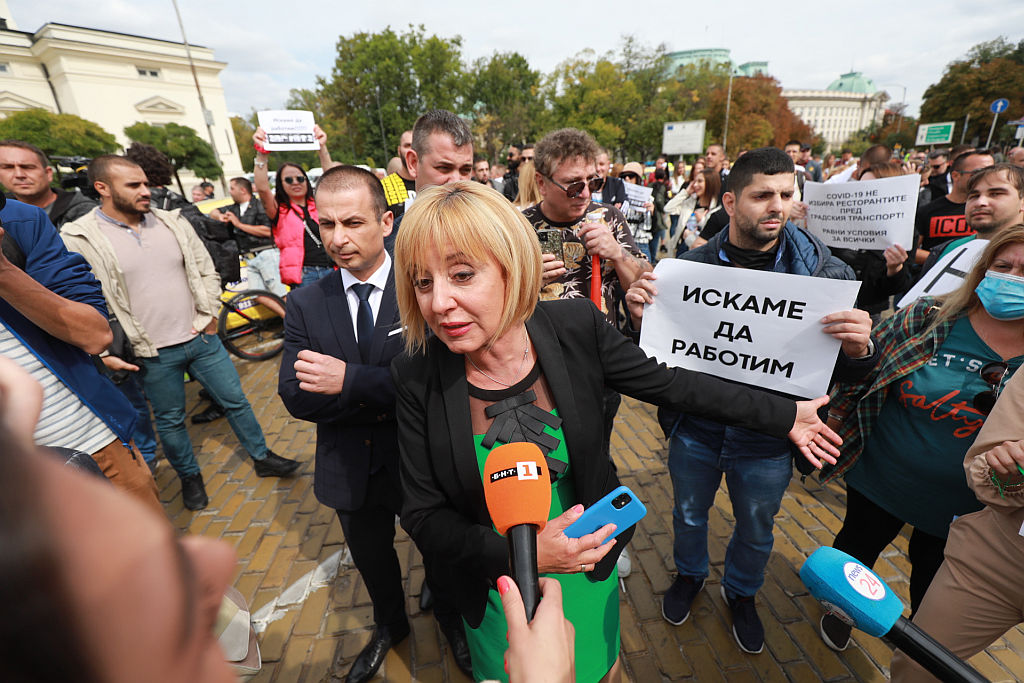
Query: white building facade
783 72 888 152
0 7 242 190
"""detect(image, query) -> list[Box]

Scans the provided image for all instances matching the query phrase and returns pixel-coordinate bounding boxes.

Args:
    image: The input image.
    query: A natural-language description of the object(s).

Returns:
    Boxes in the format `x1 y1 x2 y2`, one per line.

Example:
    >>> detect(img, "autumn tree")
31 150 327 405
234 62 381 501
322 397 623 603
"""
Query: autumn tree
0 108 118 159
706 74 815 154
920 36 1024 146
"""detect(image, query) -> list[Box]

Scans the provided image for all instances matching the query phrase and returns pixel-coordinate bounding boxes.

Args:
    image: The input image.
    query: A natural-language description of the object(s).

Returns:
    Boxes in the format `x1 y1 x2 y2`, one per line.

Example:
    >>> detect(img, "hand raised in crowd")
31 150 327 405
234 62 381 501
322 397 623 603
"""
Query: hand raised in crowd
789 395 842 469
499 576 575 683
790 201 809 221
535 503 616 574
984 440 1024 480
294 349 347 394
313 124 328 149
625 271 658 327
541 252 566 286
884 244 908 277
253 126 269 155
577 221 623 262
820 308 873 358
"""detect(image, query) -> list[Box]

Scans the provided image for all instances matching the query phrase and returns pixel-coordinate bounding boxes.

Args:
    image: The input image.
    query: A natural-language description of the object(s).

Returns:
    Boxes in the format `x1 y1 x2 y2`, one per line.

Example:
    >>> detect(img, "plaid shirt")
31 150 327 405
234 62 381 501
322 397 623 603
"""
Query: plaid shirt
821 297 958 483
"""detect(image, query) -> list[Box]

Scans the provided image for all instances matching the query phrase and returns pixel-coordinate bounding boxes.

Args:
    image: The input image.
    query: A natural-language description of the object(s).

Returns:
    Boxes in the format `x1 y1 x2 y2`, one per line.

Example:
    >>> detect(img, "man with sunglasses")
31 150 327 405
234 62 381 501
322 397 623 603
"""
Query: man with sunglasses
926 150 952 201
523 128 651 578
524 127 649 319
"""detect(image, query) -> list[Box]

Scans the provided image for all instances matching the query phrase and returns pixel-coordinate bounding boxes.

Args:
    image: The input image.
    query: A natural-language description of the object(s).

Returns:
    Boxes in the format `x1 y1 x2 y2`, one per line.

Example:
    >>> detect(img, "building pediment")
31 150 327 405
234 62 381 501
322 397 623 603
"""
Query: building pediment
135 95 184 114
0 90 55 114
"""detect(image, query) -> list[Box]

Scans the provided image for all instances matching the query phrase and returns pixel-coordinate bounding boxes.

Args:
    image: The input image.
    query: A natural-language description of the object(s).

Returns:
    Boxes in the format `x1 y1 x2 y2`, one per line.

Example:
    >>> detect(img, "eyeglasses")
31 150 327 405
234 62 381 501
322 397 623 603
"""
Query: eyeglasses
543 174 604 199
620 173 641 182
283 176 307 185
521 155 535 163
973 360 1009 415
929 164 945 171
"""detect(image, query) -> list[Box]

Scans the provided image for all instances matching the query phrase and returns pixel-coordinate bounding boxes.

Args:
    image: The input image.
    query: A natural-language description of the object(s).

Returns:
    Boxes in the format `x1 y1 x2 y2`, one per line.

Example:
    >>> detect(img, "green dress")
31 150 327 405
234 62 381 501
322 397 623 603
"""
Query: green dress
464 390 620 682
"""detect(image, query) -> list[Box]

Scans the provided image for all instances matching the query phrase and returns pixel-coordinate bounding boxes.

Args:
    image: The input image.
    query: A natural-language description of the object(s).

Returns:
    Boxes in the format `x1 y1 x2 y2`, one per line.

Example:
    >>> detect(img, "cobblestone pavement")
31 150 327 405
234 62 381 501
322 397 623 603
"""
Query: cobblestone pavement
159 355 1024 682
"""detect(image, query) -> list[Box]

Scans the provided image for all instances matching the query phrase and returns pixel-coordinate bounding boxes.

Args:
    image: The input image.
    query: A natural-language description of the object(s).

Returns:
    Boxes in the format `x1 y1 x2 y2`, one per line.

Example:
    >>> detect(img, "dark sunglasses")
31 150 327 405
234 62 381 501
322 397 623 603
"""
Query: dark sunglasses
544 175 604 198
282 176 307 185
973 360 1009 415
620 173 641 181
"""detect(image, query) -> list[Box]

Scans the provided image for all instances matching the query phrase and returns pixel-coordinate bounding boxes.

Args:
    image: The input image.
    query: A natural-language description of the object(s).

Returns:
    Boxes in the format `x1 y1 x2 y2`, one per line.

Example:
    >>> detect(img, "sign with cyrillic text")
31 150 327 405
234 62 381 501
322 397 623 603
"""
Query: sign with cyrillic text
896 238 988 308
622 181 654 214
257 110 319 151
804 175 919 250
639 260 861 398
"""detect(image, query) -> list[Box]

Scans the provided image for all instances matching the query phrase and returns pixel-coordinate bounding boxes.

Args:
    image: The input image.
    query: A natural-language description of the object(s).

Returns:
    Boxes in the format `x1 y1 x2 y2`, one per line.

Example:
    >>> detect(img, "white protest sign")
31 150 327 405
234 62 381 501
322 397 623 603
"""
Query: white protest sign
257 110 319 151
897 239 988 308
662 120 706 155
622 181 653 213
639 260 861 398
804 175 919 250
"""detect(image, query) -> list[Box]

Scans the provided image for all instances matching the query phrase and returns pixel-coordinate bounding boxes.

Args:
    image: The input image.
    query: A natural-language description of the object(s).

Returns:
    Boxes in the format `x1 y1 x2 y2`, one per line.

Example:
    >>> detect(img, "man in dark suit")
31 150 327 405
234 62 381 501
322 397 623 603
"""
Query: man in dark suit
277 165 470 682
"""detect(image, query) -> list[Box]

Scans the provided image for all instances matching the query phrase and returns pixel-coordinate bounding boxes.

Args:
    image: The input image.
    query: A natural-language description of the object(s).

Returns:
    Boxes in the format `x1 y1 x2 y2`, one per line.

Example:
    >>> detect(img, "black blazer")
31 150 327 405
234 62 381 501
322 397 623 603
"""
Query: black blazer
278 268 404 511
602 176 628 207
391 298 796 627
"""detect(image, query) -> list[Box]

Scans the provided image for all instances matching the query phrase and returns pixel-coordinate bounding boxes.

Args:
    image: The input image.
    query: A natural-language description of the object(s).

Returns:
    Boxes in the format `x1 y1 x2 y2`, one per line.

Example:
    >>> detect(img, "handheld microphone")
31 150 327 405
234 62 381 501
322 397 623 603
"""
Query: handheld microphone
482 442 551 621
801 547 988 683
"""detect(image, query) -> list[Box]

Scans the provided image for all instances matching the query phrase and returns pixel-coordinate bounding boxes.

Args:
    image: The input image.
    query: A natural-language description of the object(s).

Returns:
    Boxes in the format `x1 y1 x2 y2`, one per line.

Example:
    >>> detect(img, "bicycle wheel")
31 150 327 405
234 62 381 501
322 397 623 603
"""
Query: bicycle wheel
217 289 286 361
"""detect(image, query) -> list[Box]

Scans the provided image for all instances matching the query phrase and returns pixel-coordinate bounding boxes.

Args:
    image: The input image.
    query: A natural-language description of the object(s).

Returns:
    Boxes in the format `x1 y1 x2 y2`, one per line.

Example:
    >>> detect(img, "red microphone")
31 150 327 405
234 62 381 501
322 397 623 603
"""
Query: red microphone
482 442 551 620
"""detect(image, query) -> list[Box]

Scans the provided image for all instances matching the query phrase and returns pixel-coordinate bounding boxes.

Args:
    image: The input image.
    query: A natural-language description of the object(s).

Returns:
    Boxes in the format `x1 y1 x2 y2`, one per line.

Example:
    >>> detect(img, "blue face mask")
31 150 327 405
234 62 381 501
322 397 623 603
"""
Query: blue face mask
976 270 1024 320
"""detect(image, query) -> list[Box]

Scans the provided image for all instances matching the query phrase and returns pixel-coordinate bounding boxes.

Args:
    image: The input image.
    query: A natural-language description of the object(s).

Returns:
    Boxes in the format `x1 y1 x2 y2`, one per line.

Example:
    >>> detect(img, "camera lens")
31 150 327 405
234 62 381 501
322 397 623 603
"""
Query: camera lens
612 493 631 510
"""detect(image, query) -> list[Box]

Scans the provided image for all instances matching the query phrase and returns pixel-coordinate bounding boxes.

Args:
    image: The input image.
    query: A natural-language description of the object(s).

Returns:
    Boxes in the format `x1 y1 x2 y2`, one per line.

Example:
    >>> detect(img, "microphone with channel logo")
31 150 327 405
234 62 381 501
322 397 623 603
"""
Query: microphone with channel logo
801 547 987 683
483 442 552 621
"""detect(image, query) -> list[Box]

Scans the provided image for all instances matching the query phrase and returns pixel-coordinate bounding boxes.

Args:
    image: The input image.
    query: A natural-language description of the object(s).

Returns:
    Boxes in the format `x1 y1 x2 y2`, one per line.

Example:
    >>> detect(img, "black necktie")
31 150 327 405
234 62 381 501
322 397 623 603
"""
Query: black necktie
352 283 374 362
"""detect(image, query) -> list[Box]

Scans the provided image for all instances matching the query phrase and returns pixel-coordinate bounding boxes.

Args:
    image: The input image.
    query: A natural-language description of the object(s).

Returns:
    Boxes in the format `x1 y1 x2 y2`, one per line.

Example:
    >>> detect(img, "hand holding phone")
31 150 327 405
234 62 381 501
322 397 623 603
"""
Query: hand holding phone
564 486 646 540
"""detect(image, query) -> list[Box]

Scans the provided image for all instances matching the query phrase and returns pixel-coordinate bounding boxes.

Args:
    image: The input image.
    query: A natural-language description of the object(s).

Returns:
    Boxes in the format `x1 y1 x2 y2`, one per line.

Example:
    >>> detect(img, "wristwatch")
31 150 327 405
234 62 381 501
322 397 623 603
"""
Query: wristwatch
254 161 266 169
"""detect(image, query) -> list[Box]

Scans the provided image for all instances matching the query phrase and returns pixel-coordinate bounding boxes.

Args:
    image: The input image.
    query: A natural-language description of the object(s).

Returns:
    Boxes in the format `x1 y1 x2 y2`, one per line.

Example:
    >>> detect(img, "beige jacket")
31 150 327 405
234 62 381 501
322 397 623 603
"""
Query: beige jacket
963 367 1024 544
62 207 222 358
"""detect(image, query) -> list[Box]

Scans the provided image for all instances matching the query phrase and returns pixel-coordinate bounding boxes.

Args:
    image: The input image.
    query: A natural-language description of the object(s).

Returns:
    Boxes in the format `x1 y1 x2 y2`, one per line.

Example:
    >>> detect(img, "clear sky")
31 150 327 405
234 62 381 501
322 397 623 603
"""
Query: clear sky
9 0 1023 121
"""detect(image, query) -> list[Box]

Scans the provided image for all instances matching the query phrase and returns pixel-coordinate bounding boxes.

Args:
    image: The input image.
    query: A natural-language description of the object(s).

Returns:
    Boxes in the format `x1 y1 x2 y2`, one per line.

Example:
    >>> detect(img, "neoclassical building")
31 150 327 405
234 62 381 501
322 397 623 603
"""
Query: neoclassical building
783 72 889 152
0 4 242 185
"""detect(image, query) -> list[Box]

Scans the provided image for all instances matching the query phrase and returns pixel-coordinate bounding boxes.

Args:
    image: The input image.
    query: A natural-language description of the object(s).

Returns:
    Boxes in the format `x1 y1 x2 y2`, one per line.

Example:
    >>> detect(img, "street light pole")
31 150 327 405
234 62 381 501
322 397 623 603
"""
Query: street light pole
171 0 227 194
723 65 734 155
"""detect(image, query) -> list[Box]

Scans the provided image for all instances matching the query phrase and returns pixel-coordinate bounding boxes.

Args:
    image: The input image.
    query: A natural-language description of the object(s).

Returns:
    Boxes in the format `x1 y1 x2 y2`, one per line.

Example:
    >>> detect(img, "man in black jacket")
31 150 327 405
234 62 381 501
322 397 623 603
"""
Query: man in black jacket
0 140 96 230
627 147 875 655
211 177 287 304
278 165 470 682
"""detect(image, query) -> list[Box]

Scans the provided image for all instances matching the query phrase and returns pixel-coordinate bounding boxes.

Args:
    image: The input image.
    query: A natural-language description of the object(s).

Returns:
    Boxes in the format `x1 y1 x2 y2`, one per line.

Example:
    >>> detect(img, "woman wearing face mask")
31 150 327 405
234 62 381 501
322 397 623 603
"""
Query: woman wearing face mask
815 225 1024 653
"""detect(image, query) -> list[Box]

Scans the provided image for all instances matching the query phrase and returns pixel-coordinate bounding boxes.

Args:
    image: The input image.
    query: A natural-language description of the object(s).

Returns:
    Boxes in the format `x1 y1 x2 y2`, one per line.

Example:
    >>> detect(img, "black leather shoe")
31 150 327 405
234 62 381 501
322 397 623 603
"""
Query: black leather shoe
191 402 225 424
253 450 302 478
347 623 410 683
438 618 473 678
181 474 208 510
419 583 434 612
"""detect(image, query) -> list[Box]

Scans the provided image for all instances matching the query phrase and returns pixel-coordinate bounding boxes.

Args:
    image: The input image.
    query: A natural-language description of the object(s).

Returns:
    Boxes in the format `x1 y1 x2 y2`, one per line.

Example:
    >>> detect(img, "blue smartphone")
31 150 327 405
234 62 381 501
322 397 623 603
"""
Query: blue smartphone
564 486 646 540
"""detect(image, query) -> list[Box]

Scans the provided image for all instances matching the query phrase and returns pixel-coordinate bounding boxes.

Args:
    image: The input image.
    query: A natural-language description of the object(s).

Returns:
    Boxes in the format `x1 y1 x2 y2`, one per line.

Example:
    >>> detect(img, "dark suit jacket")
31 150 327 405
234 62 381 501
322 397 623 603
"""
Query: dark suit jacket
278 268 404 511
391 298 796 627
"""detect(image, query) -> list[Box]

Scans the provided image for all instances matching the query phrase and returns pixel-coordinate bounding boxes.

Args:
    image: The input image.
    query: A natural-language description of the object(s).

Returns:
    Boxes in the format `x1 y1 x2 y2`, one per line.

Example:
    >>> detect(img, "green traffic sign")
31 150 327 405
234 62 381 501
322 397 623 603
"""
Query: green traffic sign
916 122 955 146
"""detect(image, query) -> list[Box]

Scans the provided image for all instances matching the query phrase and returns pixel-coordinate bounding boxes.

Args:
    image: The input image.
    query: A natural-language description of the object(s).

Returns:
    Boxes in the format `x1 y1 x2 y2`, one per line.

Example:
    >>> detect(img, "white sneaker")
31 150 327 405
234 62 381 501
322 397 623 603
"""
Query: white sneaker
617 548 632 578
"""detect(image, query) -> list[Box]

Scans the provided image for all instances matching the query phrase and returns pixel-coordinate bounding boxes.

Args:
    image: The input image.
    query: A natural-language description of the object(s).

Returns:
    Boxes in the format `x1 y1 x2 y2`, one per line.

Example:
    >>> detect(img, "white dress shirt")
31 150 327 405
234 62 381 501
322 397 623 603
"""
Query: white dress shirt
339 251 392 343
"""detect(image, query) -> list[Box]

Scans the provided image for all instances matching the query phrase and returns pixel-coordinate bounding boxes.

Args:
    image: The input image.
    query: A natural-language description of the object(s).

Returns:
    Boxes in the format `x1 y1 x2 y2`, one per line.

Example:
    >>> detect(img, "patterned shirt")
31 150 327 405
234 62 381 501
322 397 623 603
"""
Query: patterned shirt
522 201 646 323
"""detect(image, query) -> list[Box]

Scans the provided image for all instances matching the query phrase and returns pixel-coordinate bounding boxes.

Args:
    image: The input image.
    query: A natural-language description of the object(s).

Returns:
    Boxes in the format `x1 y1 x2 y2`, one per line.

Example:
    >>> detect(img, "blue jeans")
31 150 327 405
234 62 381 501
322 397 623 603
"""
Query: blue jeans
668 416 792 598
295 265 334 288
140 333 268 478
115 372 158 462
244 248 288 297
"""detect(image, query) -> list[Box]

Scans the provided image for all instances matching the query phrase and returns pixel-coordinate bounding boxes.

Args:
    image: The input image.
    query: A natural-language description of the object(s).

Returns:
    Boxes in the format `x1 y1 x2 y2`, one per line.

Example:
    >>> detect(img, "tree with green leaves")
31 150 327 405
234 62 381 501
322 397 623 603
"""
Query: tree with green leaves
316 25 466 165
465 51 545 163
706 74 815 154
920 36 1024 146
0 108 118 159
124 121 222 193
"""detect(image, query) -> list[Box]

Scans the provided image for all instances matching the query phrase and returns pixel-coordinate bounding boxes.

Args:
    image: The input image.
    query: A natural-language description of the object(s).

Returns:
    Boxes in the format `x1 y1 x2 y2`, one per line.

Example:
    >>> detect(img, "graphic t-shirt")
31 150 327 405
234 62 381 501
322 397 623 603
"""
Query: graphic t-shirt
915 196 971 252
522 201 646 323
847 316 1023 537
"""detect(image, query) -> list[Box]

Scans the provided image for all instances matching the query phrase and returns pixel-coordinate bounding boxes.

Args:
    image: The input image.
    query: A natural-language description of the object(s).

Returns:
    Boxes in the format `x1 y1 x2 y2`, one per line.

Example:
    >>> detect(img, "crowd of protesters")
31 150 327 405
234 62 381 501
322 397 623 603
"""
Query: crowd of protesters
2 104 1024 683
